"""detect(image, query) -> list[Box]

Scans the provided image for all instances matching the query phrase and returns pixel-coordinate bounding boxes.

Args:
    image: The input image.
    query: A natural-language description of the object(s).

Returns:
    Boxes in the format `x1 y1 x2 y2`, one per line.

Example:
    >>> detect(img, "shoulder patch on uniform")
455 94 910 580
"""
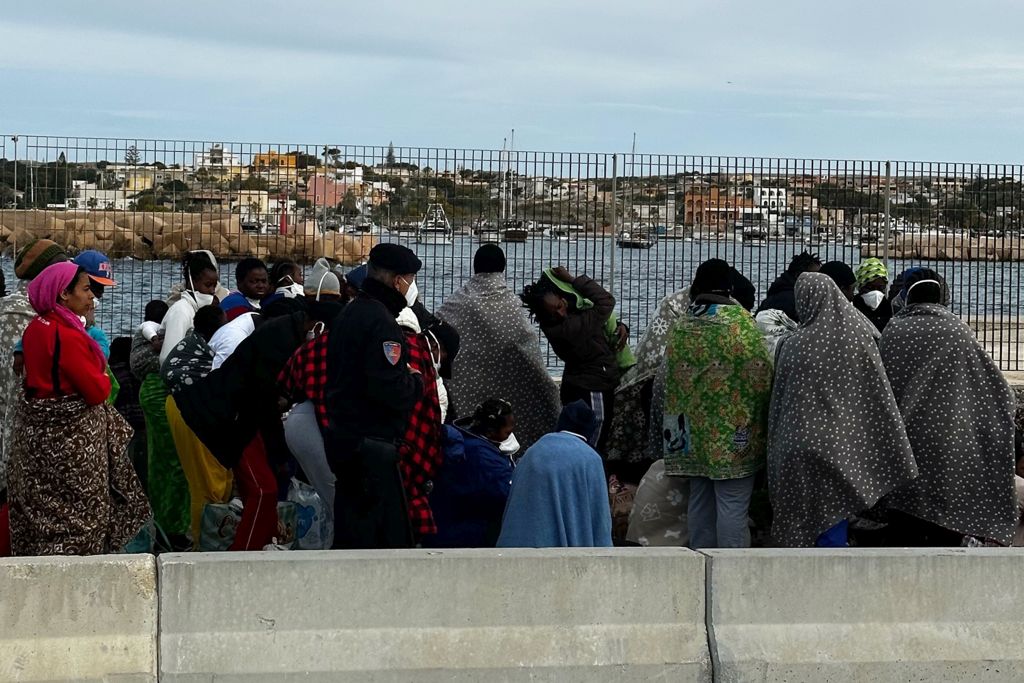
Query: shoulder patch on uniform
382 341 402 366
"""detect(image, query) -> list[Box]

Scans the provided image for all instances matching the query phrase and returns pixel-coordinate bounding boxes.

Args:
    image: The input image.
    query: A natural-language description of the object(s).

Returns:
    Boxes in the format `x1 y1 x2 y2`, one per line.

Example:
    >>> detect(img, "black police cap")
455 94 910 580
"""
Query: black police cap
369 243 422 275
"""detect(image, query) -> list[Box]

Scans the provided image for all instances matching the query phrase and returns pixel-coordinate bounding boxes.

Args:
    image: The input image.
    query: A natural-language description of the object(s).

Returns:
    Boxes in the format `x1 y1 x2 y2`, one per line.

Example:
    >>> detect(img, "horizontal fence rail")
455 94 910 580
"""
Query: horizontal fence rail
1 135 1021 370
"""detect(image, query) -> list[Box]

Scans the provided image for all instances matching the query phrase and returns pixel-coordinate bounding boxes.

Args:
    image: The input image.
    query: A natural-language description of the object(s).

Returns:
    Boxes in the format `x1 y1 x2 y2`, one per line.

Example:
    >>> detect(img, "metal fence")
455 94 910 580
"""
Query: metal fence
2 135 1023 370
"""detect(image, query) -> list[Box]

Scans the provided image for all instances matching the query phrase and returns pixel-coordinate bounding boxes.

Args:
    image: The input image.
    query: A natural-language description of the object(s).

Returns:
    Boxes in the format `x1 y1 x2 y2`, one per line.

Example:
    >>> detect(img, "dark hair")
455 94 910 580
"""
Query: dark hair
65 266 89 293
183 251 217 281
519 275 567 322
786 251 822 276
193 305 226 341
109 336 132 365
236 257 268 283
819 261 856 289
144 299 169 324
470 398 514 437
473 244 507 274
269 261 300 287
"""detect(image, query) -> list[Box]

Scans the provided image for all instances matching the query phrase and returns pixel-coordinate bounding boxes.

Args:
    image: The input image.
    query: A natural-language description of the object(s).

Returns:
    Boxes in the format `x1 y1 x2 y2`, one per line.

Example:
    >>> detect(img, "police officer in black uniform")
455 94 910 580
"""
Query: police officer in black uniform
326 243 423 548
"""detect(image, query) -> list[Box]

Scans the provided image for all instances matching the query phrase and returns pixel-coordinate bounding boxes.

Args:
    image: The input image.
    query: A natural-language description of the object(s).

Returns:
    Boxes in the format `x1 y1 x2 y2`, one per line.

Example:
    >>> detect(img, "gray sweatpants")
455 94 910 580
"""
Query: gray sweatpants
284 402 336 528
687 474 755 549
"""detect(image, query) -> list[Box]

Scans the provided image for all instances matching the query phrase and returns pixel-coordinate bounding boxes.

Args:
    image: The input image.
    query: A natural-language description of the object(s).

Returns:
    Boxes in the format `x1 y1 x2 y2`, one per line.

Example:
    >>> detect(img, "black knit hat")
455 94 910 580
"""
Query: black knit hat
369 243 422 275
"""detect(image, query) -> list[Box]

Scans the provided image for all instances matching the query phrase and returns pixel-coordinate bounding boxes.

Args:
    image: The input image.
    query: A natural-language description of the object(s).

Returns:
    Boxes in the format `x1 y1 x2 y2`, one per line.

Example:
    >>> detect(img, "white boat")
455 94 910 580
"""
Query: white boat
417 204 454 245
477 229 502 243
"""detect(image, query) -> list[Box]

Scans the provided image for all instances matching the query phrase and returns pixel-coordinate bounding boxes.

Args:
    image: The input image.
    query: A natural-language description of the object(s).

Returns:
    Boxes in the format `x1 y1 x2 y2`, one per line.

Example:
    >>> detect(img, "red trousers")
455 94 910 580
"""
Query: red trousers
229 434 279 551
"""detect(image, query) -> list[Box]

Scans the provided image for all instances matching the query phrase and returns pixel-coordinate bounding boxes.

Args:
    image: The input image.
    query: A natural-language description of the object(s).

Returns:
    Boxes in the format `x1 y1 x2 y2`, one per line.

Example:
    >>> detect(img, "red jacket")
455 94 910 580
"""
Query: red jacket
23 314 110 406
399 332 443 538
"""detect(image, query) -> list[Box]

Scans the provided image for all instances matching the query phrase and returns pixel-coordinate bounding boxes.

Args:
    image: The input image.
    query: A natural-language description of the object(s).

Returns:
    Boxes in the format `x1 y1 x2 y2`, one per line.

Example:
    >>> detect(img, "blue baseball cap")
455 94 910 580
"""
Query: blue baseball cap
73 250 117 286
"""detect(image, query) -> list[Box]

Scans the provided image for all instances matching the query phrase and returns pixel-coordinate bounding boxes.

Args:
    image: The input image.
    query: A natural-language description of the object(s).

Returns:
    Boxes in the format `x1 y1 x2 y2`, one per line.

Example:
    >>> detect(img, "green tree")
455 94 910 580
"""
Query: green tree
240 175 270 191
125 145 141 166
341 188 360 217
386 142 396 166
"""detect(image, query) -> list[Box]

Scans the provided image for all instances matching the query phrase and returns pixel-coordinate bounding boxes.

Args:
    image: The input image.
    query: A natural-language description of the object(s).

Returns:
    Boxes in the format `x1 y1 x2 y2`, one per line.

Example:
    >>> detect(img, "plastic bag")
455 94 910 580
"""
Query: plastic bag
200 501 298 551
287 477 332 550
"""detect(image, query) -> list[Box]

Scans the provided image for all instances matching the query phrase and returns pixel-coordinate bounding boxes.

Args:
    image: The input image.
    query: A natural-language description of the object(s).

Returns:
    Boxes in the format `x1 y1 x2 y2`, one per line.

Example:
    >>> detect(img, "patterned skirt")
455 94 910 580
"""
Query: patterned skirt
7 395 150 556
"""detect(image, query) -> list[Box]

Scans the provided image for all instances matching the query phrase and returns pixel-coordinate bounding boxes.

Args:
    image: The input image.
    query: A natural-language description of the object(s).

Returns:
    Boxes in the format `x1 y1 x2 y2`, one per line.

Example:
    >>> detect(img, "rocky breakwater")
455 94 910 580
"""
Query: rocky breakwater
0 210 375 265
861 233 1024 261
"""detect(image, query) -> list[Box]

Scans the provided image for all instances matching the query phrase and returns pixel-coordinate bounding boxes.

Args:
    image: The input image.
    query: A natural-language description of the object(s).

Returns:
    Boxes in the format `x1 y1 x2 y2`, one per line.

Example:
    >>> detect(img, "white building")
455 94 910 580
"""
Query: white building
194 144 241 171
753 186 788 212
68 181 130 210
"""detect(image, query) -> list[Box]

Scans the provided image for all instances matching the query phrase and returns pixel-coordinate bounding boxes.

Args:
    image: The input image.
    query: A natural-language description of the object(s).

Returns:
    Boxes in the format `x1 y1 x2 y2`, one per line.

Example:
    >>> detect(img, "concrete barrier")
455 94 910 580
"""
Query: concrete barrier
704 548 1024 682
158 548 711 681
0 554 157 682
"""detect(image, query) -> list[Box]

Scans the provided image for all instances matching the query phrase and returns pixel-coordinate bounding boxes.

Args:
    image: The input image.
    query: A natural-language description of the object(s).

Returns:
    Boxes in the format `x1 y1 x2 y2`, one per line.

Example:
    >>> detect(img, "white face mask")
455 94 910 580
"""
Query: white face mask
192 291 215 307
401 278 418 308
497 432 520 455
436 377 449 423
860 289 884 311
279 280 305 299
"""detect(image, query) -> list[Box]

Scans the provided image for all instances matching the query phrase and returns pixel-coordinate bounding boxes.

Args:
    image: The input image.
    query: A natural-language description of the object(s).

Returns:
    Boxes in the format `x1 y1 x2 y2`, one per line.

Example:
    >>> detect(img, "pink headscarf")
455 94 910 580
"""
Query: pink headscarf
28 262 106 366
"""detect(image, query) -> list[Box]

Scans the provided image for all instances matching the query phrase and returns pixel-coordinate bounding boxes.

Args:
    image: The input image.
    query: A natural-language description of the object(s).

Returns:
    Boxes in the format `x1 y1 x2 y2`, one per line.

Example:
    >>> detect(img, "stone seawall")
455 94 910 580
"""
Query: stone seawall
0 209 374 265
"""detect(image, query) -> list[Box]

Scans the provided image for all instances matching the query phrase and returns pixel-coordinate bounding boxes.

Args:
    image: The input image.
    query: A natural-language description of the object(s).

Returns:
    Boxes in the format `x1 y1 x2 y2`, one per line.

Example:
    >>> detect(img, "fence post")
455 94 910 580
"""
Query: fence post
883 160 891 270
609 154 618 294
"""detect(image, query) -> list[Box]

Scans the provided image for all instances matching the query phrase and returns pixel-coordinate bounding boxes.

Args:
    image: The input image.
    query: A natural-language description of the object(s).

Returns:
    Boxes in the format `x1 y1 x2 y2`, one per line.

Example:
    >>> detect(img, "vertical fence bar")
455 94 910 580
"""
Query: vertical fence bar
883 160 891 271
609 153 618 295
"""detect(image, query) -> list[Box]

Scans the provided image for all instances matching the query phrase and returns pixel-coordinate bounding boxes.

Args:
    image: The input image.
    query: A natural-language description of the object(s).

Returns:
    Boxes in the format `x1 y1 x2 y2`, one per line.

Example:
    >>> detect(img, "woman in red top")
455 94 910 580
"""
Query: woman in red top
6 263 149 555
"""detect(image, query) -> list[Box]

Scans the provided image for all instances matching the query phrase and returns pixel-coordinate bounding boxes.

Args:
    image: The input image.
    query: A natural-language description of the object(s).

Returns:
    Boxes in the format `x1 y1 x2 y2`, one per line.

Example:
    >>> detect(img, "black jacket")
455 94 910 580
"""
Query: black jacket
853 294 893 333
325 278 422 453
756 271 799 322
176 312 308 469
540 275 619 393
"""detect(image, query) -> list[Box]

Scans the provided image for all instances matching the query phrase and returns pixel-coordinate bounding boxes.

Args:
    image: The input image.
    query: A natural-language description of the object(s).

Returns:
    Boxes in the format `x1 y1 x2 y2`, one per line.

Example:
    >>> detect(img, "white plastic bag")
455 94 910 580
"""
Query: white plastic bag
287 477 332 550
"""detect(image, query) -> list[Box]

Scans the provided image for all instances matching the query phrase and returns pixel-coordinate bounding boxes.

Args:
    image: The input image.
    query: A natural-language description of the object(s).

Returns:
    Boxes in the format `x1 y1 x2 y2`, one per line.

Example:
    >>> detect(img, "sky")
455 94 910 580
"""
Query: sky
3 0 1024 163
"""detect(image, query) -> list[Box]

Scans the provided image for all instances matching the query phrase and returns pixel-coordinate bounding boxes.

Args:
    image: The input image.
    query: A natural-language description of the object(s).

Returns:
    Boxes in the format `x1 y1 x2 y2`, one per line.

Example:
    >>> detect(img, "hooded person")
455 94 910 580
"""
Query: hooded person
607 266 756 482
7 262 149 555
496 401 612 548
0 239 69 483
165 250 231 305
423 320 459 423
853 258 893 332
661 259 773 548
756 251 822 322
768 272 918 547
437 245 560 447
880 269 1018 546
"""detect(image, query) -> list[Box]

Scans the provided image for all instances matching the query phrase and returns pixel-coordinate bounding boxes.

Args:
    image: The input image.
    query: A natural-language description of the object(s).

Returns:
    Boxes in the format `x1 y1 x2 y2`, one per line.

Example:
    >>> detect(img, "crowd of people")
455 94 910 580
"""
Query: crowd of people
0 237 1019 556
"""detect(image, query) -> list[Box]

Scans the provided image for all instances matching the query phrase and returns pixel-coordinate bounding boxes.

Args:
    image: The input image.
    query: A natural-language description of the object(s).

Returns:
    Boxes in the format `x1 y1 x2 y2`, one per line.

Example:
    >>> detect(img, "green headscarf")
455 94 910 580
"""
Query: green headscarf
541 268 636 370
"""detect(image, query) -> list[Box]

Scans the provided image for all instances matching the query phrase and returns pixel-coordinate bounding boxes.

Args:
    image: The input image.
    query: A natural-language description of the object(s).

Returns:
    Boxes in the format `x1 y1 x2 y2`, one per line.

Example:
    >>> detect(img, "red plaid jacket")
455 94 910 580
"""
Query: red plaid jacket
399 331 443 538
278 332 330 430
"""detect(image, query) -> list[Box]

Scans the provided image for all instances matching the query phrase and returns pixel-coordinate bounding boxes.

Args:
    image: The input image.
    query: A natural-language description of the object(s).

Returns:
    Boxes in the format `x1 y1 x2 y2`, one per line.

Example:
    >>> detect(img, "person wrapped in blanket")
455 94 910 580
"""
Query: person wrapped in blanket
519 266 633 459
7 262 149 555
